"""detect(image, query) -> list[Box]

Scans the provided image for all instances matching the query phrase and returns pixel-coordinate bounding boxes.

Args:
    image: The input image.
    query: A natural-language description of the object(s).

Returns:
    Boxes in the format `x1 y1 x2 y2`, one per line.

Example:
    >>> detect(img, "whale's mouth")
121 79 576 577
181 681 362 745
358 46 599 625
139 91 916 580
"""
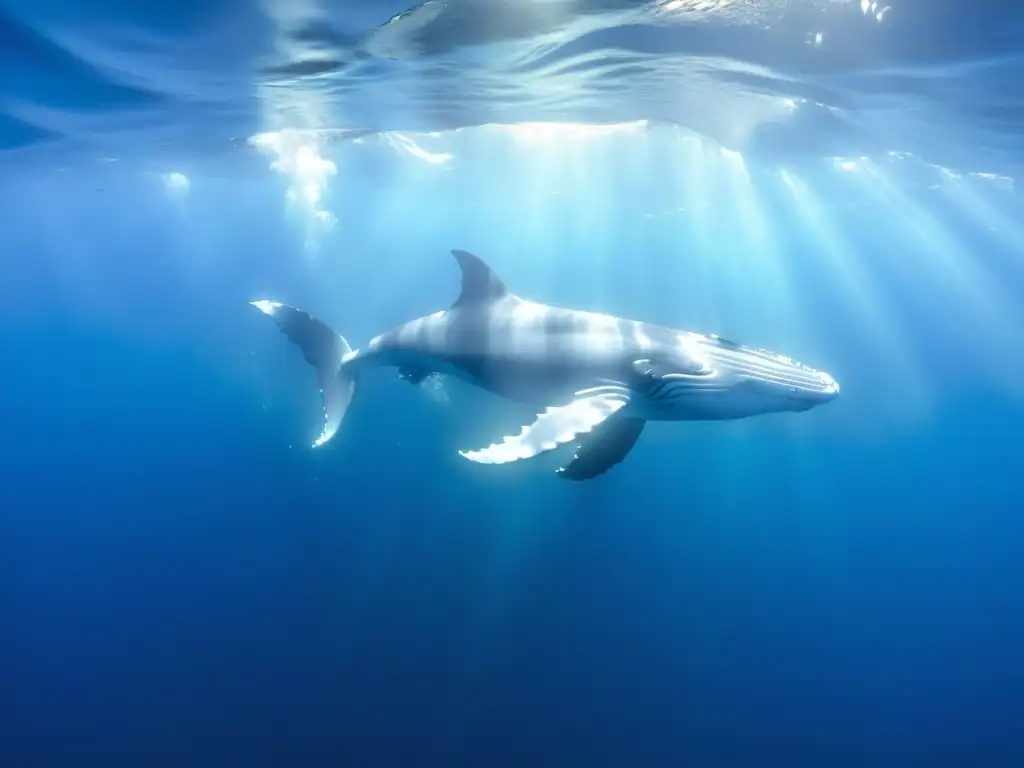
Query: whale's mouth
815 371 841 396
654 360 839 397
697 338 839 398
761 366 840 397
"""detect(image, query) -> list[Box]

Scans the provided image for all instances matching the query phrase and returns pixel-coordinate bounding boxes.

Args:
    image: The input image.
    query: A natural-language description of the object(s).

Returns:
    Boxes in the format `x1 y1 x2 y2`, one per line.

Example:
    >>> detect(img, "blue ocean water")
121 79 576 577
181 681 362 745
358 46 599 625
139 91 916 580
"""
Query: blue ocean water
3 0 1024 765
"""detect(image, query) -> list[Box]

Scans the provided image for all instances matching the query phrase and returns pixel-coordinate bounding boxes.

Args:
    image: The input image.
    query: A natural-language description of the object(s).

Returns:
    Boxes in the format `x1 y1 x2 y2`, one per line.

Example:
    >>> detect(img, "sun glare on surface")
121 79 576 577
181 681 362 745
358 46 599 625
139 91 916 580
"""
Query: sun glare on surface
250 130 337 251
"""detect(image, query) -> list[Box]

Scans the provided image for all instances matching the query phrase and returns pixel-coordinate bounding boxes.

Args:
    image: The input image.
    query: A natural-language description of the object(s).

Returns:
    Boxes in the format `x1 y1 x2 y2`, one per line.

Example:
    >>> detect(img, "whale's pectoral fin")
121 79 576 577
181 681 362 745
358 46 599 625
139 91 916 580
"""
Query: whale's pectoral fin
557 415 646 481
459 392 629 465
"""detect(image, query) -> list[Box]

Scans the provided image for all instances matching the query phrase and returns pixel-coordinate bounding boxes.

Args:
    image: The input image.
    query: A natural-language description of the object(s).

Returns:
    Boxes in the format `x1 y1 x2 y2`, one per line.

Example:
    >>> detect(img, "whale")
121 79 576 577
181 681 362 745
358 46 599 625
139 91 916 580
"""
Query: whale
251 249 839 480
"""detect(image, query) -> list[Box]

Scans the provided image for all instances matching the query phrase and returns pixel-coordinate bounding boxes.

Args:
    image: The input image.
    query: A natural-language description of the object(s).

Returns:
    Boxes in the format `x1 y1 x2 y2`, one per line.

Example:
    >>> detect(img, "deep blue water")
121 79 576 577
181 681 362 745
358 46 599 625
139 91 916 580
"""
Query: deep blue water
3 1 1024 766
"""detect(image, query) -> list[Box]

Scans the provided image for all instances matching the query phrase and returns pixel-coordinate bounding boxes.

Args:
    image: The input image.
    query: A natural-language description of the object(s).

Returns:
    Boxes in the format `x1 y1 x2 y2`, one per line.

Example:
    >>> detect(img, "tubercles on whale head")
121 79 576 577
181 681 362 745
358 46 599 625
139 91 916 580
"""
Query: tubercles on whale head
638 333 839 420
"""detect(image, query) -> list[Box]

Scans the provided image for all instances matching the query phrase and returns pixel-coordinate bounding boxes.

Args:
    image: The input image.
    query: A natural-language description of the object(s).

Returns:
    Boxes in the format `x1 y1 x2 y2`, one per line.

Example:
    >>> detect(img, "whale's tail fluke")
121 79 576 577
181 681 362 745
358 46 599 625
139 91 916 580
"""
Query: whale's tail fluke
250 300 355 448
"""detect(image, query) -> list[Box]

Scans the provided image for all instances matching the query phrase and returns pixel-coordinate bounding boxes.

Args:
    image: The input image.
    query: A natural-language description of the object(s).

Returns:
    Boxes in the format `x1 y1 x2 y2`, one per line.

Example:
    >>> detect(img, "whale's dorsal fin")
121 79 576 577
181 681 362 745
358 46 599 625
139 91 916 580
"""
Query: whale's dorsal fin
450 249 509 307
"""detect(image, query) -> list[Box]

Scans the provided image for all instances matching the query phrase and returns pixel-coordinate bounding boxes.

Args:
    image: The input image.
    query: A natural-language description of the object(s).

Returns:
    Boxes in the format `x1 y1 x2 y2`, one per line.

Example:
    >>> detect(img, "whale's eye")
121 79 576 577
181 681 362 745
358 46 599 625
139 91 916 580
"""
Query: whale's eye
660 360 712 378
632 355 708 380
632 359 655 375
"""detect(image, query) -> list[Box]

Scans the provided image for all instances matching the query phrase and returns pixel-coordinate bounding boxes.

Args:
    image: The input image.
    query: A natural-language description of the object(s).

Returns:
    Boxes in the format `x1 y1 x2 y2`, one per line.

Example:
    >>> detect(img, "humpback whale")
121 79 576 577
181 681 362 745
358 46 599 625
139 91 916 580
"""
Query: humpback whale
252 250 839 480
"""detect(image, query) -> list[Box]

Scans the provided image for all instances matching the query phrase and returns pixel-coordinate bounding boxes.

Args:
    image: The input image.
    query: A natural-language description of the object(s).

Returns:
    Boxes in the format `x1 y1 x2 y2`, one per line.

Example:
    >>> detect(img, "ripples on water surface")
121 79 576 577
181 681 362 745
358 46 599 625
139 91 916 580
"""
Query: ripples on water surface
2 0 1023 177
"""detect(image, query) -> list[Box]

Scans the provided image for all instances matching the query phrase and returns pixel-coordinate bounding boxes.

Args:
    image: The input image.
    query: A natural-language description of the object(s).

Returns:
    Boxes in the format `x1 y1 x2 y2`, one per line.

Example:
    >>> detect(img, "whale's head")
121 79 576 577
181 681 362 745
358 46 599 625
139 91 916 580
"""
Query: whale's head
633 332 839 421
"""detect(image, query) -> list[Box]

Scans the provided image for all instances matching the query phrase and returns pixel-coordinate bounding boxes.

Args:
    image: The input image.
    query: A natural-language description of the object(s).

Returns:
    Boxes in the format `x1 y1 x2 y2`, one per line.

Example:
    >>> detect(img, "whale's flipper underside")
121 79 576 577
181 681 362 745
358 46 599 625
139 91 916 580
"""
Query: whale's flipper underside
557 414 646 481
459 392 629 466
